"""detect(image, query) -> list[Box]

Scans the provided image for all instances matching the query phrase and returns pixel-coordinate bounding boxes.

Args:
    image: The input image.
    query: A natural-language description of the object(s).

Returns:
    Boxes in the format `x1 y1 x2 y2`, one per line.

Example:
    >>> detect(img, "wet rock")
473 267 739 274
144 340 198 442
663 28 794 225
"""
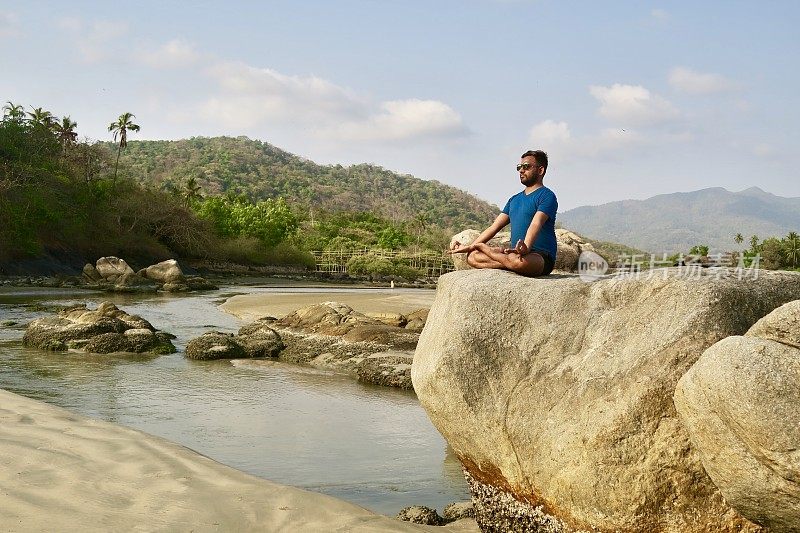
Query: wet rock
185 324 283 361
185 332 246 360
396 506 443 526
236 321 284 358
23 302 175 355
267 302 422 387
356 350 413 389
443 501 474 522
114 272 160 293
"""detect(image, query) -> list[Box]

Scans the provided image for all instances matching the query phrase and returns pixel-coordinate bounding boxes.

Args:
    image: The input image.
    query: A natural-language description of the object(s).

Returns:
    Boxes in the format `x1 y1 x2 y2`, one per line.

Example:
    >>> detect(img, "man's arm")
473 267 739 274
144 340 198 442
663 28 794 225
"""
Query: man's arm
448 213 510 254
506 211 549 255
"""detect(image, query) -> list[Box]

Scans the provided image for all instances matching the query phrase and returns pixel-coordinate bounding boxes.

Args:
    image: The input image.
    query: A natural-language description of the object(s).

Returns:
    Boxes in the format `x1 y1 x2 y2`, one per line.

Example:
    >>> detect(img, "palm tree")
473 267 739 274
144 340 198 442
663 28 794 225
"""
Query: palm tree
749 235 760 254
2 101 25 122
53 116 78 153
785 231 800 269
108 112 140 182
183 176 203 207
27 106 56 129
734 233 743 247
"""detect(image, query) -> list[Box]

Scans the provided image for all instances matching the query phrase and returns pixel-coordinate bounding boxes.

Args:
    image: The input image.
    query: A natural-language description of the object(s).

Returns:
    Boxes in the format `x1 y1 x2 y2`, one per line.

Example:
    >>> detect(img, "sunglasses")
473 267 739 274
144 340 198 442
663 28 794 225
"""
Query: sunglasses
516 163 539 171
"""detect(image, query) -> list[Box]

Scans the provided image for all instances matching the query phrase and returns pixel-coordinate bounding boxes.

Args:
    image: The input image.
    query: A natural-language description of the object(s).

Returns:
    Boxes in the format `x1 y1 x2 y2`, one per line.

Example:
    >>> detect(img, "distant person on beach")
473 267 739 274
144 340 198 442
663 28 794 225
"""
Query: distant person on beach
448 150 557 277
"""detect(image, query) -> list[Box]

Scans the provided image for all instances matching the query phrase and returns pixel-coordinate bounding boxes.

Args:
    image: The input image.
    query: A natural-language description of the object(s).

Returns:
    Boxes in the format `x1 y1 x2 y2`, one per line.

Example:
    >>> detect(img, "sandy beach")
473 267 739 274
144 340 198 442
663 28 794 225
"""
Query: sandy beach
220 289 437 321
0 388 477 532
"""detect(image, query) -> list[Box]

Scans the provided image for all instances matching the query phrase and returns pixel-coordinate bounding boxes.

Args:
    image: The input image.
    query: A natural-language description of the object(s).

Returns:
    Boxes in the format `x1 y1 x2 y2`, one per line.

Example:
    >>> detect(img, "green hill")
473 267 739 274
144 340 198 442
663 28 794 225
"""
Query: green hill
112 136 500 231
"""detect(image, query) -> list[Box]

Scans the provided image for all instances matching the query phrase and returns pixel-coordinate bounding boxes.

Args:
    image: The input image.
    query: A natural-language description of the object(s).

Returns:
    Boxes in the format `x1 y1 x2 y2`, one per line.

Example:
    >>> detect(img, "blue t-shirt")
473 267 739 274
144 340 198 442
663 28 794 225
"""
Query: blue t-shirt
501 186 558 258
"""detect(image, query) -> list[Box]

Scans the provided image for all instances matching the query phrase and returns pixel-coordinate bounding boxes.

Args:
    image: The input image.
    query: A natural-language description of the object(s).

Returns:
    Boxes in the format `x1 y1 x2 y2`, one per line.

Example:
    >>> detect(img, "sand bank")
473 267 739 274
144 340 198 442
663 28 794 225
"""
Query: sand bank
0 389 476 532
221 290 436 321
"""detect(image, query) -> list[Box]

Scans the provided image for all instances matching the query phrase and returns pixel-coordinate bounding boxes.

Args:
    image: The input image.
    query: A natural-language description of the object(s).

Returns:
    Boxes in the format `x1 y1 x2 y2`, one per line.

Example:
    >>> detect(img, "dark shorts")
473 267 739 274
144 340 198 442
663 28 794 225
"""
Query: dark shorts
532 249 555 276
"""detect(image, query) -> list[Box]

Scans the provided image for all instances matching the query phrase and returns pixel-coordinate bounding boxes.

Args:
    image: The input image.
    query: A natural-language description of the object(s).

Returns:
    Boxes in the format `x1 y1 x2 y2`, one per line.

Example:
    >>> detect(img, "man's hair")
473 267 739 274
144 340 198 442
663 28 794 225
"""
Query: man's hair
521 150 548 172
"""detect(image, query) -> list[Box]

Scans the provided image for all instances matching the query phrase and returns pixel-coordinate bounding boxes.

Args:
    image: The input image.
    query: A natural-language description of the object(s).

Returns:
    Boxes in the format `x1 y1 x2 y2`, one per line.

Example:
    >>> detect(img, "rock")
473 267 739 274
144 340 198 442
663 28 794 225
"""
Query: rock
356 350 414 389
114 272 160 293
185 276 218 291
554 228 596 272
745 299 800 348
443 501 475 522
83 330 176 354
185 324 284 361
449 228 595 273
95 257 134 279
366 312 407 328
23 302 175 355
404 308 429 332
143 259 185 283
396 506 443 526
674 300 800 532
185 332 246 360
82 263 102 282
412 268 800 532
236 322 284 358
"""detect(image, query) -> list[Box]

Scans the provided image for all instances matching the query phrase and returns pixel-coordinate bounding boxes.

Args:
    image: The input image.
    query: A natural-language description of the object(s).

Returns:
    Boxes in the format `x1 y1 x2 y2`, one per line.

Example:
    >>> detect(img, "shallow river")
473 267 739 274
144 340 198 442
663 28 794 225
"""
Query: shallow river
0 283 469 515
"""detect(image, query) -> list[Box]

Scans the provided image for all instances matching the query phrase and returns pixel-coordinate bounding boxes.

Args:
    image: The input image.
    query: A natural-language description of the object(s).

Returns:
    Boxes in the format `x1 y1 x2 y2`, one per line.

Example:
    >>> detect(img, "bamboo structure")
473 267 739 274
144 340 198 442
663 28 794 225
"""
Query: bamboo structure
310 248 455 278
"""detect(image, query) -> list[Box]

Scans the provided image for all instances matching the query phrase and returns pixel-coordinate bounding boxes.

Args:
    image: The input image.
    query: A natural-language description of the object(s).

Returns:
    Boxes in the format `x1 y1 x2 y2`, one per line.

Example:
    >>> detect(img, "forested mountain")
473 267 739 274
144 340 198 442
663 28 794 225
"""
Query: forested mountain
112 137 499 231
559 187 800 253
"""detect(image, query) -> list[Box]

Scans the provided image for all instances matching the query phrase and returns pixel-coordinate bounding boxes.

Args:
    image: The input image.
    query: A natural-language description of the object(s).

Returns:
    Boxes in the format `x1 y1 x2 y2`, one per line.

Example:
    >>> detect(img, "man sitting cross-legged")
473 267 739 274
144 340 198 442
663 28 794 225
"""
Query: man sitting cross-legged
448 150 558 277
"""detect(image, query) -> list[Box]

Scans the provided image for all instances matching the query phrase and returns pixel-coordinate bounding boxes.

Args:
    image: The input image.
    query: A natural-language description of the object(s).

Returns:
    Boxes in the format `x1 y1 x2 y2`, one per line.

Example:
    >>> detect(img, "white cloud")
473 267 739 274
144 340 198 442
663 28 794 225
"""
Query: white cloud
56 17 129 63
669 66 738 95
651 8 670 22
138 39 200 69
328 99 465 142
589 83 679 126
184 60 466 143
0 12 20 38
529 120 571 145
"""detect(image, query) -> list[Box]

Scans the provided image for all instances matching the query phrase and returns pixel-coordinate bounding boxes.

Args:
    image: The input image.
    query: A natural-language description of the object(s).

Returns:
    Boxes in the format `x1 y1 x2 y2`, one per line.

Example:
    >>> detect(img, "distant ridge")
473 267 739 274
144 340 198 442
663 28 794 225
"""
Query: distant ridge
558 186 800 253
114 136 500 231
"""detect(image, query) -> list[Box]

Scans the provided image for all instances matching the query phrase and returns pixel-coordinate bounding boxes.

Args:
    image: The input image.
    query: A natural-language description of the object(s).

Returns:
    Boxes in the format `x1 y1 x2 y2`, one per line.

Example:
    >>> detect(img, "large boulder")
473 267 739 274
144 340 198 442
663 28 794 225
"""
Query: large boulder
95 256 134 280
412 268 800 532
554 228 595 272
674 300 800 532
142 259 185 283
23 302 176 354
449 228 595 273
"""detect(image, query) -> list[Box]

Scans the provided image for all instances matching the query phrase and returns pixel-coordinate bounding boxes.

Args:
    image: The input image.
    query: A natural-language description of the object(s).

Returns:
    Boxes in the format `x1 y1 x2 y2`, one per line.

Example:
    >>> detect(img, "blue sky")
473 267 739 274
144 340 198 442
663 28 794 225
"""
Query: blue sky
1 1 798 210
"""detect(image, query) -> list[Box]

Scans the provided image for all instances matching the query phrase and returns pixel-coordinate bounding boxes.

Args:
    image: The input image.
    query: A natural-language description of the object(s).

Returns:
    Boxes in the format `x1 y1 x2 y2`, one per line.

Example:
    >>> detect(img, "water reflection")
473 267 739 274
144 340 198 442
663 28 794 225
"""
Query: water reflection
0 285 469 515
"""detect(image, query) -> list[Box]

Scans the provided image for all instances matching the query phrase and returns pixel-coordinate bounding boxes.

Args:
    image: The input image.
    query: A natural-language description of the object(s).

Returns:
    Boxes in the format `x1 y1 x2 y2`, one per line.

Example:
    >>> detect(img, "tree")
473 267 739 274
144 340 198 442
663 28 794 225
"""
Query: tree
27 106 56 129
784 231 800 269
2 101 24 122
749 235 760 254
182 176 203 207
53 116 78 154
689 244 709 257
108 112 140 182
734 233 743 248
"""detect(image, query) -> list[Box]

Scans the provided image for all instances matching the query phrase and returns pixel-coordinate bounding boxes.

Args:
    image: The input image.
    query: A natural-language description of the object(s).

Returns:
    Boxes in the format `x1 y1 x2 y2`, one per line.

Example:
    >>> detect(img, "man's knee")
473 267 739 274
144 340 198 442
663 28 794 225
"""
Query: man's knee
466 250 485 268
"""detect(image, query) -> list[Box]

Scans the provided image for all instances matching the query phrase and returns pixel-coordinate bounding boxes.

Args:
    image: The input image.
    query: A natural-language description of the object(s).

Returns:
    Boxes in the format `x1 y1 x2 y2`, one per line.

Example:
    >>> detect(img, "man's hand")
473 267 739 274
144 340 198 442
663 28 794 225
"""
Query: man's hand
503 240 529 256
447 240 474 254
